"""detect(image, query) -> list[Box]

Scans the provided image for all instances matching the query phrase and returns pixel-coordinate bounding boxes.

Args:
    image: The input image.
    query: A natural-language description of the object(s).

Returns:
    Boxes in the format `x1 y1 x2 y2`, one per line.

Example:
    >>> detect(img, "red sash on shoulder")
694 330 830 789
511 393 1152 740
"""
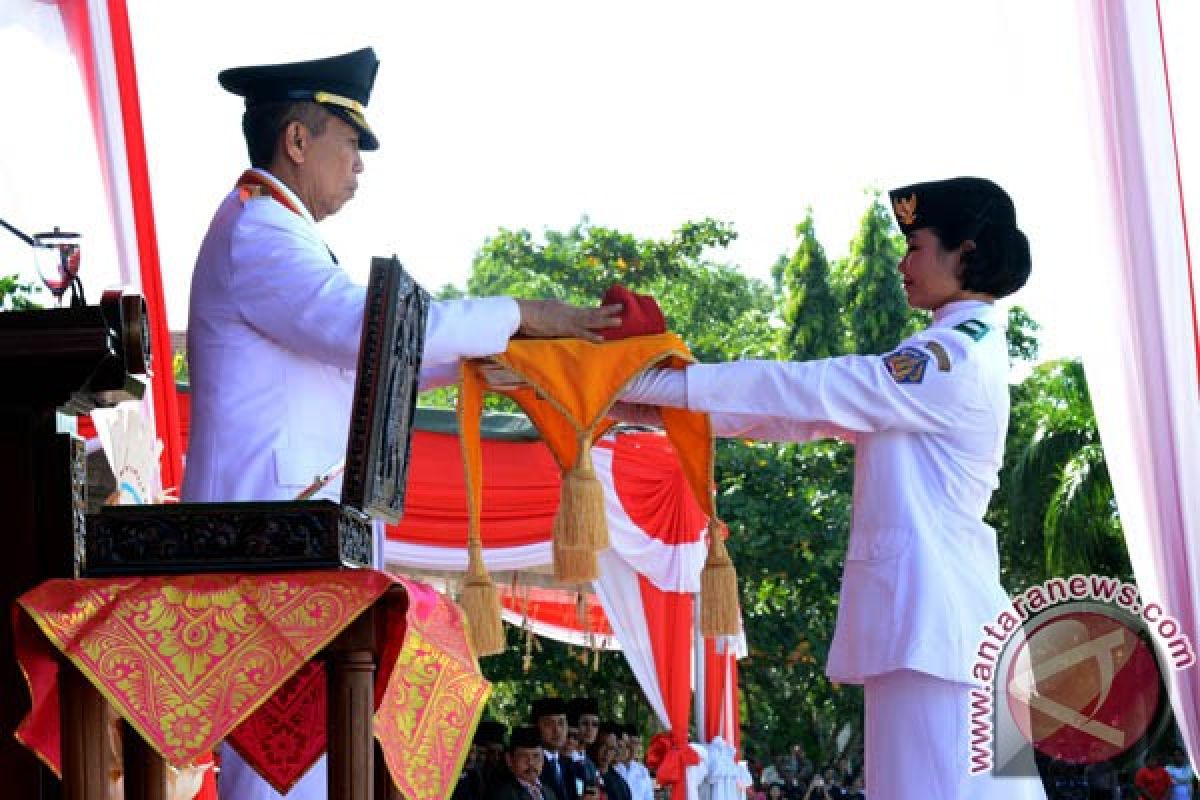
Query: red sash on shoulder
235 169 306 218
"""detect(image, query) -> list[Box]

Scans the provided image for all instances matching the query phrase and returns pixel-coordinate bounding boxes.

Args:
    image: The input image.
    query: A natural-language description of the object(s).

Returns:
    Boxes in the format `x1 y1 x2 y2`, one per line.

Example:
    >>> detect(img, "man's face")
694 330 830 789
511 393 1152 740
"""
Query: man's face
508 746 545 784
578 714 600 745
629 735 642 760
537 713 568 749
298 114 363 222
617 735 631 764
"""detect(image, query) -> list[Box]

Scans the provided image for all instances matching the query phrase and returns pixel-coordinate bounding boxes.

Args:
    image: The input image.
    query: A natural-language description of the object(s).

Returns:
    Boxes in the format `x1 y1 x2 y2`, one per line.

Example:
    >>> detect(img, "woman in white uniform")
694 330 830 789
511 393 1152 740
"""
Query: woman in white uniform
618 177 1047 800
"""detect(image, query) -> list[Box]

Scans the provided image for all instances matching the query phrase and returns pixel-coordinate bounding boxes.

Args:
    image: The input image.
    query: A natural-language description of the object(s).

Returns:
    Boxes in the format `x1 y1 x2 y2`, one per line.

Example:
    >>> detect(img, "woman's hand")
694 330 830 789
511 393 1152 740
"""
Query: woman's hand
478 362 528 391
607 402 665 428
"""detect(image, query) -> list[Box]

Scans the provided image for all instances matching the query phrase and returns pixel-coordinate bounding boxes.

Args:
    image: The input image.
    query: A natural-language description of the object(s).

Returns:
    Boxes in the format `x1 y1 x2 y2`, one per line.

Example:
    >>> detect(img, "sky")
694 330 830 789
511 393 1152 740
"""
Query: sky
0 0 1196 367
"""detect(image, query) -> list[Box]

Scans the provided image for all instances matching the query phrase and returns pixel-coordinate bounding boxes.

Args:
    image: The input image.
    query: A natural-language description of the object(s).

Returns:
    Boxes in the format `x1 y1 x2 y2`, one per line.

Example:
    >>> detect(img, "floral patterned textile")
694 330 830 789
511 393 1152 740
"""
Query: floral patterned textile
375 578 492 800
14 571 489 800
14 571 391 770
225 661 330 793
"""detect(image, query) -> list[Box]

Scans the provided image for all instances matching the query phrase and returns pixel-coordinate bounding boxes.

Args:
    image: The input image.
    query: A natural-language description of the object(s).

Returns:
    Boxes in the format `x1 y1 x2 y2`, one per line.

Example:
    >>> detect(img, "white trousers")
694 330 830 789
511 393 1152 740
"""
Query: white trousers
863 669 1047 800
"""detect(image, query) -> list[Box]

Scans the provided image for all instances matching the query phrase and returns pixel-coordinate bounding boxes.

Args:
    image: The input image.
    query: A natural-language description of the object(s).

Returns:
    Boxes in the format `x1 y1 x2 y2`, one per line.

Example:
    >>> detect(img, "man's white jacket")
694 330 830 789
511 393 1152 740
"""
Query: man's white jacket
183 168 518 507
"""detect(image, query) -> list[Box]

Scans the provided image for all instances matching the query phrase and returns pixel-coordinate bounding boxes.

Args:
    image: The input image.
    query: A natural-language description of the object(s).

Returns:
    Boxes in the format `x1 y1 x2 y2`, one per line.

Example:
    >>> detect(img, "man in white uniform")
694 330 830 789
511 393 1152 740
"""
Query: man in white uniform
183 47 619 800
617 178 1047 800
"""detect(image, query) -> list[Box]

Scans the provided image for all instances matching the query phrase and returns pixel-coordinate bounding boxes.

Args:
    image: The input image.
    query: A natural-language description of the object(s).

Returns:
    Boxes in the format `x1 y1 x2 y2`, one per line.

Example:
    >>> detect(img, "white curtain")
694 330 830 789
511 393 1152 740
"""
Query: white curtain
593 548 671 727
1076 0 1200 761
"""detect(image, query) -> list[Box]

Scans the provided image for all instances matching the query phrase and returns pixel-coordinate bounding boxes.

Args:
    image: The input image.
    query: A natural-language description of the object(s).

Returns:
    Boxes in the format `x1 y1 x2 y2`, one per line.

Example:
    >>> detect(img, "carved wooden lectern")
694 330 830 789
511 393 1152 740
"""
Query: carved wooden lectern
3 257 429 800
0 288 149 799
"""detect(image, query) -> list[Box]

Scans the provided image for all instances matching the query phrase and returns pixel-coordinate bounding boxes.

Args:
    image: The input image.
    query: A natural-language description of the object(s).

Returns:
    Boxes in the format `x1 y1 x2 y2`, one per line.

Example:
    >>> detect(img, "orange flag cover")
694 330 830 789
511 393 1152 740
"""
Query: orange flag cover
457 333 740 655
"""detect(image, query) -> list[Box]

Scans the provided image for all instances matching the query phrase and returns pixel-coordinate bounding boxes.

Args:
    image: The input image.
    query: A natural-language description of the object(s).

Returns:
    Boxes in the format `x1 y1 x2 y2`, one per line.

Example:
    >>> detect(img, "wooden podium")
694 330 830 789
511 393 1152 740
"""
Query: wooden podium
0 289 149 799
3 257 429 800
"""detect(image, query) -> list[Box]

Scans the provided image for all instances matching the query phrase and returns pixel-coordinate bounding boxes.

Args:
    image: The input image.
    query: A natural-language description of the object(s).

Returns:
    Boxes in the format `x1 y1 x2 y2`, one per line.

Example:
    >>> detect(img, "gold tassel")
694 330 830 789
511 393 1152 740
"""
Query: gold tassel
701 520 741 637
462 536 506 656
552 441 606 582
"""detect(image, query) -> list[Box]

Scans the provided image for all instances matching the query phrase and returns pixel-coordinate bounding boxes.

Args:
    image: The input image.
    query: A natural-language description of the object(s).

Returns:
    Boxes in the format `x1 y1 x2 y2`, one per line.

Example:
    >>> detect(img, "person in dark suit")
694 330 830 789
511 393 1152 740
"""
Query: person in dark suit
592 723 632 800
456 719 509 800
488 726 558 800
533 697 578 800
567 698 601 799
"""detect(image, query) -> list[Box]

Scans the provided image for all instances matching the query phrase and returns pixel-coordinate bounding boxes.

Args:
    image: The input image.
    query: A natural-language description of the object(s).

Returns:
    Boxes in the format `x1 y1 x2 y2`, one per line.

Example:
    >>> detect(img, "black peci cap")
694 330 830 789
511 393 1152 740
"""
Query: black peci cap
474 718 508 747
530 697 568 722
509 725 543 752
567 697 600 725
219 47 380 150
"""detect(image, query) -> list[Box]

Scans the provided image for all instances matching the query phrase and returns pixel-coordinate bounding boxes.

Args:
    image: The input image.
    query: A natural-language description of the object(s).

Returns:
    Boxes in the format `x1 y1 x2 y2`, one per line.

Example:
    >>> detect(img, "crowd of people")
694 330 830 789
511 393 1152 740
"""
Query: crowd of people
454 697 656 800
1065 748 1196 799
743 749 864 800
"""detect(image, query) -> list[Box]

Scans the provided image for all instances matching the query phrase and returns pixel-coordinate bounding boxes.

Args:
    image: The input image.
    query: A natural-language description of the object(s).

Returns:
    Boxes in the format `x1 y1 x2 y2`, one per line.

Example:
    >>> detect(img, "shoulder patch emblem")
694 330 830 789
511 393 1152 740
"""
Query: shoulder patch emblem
954 319 991 341
883 346 930 384
923 341 952 372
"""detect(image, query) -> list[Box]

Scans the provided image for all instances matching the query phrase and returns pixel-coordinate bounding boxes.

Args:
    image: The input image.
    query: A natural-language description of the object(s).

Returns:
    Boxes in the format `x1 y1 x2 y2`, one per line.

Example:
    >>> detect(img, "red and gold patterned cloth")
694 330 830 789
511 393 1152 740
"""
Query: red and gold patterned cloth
13 570 490 800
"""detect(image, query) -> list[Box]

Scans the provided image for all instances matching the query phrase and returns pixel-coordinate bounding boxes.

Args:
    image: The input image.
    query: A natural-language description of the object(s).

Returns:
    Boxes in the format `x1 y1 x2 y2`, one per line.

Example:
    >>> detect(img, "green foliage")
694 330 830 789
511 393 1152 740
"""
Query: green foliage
483 622 657 735
467 217 739 306
1006 305 1041 364
436 283 466 300
0 273 43 310
778 213 841 361
718 437 859 757
173 351 189 383
839 193 914 354
1000 359 1129 580
468 218 774 364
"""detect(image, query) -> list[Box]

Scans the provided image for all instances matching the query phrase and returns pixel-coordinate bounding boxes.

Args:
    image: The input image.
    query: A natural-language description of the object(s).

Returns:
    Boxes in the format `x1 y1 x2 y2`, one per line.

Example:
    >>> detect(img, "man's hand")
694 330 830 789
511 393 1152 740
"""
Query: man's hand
515 299 623 342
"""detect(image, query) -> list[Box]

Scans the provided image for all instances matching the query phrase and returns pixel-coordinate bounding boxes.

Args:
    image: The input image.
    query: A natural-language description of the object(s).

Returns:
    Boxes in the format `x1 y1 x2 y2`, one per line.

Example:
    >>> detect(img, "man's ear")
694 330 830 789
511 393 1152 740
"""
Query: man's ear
282 120 308 164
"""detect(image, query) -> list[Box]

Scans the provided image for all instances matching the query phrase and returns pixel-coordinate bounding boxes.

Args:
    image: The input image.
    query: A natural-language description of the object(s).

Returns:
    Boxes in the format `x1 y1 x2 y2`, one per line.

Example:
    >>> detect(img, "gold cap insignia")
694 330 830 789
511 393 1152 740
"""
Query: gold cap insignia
893 193 918 227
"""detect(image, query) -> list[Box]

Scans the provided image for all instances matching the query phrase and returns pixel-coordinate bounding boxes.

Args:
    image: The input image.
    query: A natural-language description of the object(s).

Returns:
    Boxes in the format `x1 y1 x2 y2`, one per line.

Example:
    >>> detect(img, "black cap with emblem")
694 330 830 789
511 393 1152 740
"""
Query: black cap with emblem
887 177 1016 239
888 176 1031 298
219 47 380 150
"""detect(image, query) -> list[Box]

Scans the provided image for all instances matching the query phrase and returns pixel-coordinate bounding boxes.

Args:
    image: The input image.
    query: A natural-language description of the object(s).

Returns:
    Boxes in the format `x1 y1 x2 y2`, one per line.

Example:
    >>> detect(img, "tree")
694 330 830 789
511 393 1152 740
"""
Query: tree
1001 358 1129 580
0 273 43 311
1005 305 1041 365
839 193 915 354
718 435 859 758
777 212 841 361
467 218 774 363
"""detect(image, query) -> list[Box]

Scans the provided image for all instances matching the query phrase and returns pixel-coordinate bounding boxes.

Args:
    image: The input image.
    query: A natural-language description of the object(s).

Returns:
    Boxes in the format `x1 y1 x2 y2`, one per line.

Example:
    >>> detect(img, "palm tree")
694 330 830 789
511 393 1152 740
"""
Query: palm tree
1003 359 1130 579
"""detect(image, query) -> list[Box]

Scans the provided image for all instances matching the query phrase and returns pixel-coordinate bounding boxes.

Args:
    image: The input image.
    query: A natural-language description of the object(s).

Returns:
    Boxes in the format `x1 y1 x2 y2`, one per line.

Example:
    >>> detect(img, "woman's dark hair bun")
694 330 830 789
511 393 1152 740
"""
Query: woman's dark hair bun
934 222 1031 299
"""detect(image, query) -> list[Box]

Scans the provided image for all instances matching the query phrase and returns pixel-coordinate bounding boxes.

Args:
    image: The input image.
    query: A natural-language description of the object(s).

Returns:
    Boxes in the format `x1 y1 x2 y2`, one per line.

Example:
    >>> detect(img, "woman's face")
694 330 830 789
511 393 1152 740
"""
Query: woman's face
591 736 616 770
898 227 969 311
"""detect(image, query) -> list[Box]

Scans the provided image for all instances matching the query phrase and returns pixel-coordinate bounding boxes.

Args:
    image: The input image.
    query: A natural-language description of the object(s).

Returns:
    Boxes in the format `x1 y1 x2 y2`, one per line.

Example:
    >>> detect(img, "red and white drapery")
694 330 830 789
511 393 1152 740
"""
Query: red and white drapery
22 0 184 492
1076 0 1199 764
386 429 724 739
